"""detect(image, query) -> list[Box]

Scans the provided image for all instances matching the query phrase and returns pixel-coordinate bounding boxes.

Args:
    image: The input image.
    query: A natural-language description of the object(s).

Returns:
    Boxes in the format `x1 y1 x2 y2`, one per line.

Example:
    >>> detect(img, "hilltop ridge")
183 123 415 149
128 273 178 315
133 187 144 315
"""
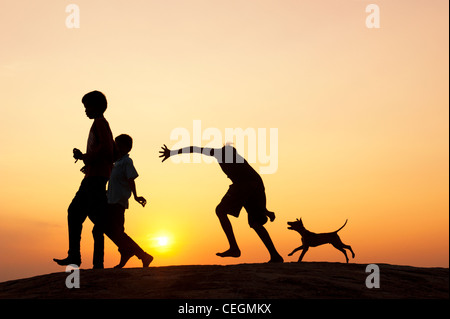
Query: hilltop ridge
0 262 448 299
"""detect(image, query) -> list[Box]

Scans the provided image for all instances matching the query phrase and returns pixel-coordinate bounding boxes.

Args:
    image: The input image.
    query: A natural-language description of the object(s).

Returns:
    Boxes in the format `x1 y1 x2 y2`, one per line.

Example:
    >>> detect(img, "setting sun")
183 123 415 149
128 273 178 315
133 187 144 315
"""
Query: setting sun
156 236 169 247
148 232 173 253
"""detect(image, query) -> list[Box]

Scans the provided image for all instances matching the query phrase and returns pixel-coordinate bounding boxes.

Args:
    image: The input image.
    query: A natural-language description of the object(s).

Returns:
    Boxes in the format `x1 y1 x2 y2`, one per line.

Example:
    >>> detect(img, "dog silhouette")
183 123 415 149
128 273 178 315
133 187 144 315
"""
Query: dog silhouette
287 218 355 263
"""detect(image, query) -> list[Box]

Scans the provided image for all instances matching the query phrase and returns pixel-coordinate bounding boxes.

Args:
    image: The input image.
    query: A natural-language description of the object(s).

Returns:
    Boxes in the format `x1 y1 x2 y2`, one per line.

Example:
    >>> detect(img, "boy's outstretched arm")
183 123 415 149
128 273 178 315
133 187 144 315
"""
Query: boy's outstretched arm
159 144 215 162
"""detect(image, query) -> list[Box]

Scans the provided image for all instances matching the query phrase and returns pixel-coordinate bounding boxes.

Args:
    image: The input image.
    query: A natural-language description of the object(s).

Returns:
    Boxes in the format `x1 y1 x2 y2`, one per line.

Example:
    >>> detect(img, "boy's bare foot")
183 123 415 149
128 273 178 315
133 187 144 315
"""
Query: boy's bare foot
266 210 275 222
141 253 153 267
114 252 134 269
268 255 284 263
216 248 241 258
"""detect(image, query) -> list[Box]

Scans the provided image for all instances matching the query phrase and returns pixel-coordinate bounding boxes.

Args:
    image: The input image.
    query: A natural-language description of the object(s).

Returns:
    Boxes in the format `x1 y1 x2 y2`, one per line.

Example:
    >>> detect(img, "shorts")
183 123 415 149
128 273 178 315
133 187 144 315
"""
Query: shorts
217 181 268 228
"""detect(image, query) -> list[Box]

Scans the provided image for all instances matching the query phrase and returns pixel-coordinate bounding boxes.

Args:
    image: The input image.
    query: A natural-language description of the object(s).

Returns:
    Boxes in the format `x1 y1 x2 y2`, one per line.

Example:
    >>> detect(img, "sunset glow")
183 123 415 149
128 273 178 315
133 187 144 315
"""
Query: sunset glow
0 0 448 282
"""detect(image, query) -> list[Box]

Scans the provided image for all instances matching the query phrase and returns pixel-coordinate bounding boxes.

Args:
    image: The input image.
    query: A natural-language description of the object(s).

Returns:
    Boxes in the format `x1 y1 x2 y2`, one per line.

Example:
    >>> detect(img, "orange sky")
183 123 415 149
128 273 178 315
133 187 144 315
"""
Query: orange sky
0 0 448 282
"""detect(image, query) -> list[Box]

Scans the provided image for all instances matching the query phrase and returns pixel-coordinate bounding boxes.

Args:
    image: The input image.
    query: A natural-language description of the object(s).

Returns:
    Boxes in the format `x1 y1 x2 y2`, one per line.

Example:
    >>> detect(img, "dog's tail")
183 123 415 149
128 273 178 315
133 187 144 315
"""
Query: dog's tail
335 219 348 233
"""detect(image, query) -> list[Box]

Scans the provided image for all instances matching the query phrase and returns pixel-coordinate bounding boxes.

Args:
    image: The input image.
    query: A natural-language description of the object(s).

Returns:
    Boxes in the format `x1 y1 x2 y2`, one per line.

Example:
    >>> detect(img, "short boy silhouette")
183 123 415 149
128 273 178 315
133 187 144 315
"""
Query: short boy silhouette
105 134 153 268
54 91 114 268
159 144 283 263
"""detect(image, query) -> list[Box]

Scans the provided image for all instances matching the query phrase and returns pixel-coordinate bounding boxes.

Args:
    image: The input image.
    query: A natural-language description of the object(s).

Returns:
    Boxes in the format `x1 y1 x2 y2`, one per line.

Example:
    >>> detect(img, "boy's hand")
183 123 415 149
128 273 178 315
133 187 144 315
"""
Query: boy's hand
73 148 84 161
159 144 171 162
135 196 147 207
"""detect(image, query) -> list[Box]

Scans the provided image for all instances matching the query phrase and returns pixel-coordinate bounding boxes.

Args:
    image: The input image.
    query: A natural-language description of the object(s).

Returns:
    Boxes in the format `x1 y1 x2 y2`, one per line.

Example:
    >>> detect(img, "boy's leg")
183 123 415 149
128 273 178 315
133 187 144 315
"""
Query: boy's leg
251 225 284 263
86 177 109 269
54 180 89 266
215 207 241 257
216 184 247 257
67 198 87 263
104 204 153 268
246 185 283 262
92 225 104 268
114 232 153 268
215 186 243 258
102 203 124 245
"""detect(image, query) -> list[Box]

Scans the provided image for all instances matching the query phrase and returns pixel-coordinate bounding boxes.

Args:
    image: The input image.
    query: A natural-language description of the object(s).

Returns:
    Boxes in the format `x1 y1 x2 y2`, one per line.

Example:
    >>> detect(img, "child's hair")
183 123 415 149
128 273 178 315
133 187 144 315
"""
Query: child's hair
82 91 107 113
115 134 133 153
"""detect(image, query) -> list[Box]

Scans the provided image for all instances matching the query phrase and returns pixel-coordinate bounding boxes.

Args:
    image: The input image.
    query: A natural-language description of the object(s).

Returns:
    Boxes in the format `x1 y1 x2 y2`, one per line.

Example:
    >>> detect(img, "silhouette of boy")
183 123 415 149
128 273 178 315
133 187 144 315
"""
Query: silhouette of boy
159 144 283 263
54 91 114 268
104 134 153 268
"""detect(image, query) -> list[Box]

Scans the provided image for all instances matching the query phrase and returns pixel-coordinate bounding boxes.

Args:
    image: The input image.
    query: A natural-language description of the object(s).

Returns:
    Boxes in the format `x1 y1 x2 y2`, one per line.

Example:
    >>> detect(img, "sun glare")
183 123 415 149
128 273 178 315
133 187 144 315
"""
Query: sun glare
156 236 169 247
149 233 173 252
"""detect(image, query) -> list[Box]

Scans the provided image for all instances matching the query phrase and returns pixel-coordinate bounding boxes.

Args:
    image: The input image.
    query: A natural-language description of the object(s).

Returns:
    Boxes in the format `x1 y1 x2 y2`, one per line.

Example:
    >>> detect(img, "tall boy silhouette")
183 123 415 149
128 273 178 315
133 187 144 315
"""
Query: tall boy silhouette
159 144 283 263
54 91 114 268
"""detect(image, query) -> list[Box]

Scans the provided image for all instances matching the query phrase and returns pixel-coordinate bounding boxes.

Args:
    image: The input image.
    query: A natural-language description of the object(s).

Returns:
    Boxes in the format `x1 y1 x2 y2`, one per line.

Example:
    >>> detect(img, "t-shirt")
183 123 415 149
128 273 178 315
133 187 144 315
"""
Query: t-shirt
83 117 114 178
107 154 139 208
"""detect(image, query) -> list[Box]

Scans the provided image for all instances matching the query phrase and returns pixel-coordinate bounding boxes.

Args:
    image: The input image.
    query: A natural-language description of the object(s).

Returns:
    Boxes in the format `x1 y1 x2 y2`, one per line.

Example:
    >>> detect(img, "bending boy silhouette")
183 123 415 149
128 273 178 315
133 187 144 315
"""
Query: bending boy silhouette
54 91 114 268
159 144 283 263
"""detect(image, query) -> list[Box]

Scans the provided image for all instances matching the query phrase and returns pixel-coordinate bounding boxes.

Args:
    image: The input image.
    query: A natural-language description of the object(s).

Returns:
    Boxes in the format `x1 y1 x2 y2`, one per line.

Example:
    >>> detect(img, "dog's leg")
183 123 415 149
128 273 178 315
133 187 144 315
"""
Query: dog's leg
343 244 355 258
297 246 309 262
288 245 303 256
331 243 349 263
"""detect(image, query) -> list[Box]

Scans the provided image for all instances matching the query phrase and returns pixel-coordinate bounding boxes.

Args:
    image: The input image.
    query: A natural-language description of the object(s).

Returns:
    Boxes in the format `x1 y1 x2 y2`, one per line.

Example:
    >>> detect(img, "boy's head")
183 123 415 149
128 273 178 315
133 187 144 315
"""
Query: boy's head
115 134 133 155
82 91 107 119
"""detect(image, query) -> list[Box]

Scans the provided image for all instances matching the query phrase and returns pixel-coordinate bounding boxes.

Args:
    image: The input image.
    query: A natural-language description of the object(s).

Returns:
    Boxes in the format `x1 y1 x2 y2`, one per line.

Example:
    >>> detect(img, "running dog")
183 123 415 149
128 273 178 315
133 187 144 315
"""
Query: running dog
287 218 355 263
